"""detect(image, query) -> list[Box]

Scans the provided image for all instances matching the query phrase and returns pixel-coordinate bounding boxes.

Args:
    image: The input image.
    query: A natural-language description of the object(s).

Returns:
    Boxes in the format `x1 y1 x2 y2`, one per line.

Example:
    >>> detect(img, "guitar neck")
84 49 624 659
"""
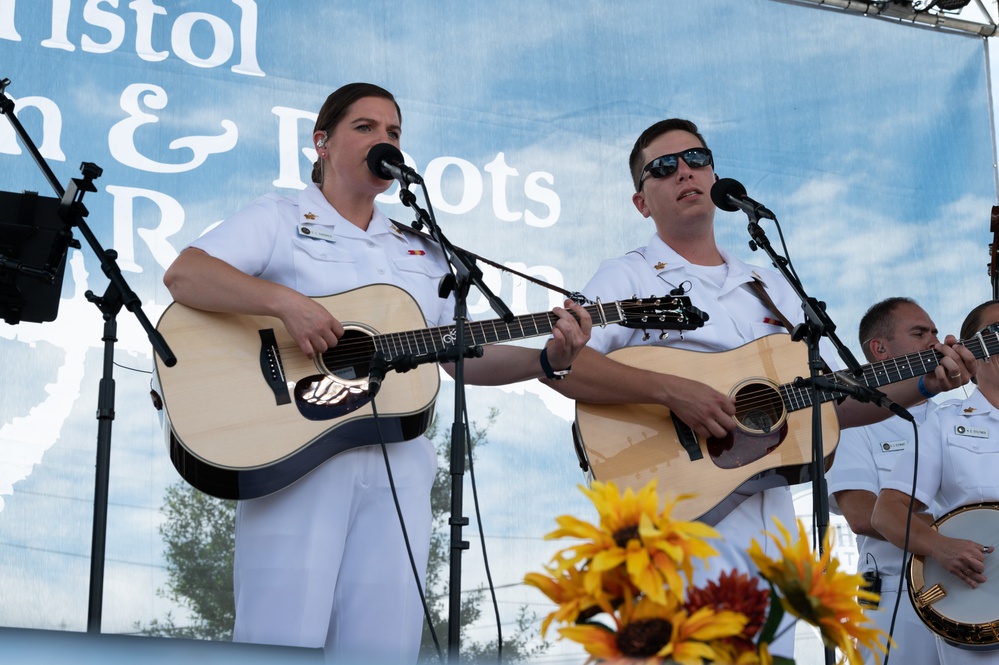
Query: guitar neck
781 328 999 413
372 302 626 358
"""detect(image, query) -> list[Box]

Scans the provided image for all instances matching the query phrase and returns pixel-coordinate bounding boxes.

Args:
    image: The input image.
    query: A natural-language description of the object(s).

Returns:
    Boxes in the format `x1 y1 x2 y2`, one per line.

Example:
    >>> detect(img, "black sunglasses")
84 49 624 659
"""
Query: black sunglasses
639 148 713 189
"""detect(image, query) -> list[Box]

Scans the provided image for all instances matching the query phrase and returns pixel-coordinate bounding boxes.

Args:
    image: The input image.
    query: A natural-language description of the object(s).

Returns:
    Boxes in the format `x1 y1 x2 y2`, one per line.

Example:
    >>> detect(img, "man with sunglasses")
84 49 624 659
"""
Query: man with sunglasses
544 118 974 658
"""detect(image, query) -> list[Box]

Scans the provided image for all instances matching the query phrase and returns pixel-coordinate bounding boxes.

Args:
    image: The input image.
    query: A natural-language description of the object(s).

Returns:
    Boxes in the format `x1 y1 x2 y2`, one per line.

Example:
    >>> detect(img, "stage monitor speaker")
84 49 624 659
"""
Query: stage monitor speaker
0 190 70 325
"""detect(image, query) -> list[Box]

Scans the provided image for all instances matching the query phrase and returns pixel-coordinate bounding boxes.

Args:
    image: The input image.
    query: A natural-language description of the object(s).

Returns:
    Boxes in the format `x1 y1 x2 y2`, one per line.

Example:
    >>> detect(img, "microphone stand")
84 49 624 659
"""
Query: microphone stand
0 77 176 634
397 186 512 661
742 211 868 665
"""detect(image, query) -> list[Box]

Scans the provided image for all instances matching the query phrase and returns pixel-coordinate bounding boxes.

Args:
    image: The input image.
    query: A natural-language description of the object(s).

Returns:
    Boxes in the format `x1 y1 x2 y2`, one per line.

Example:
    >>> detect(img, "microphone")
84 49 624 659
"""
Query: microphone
835 372 915 423
710 178 776 221
366 143 423 186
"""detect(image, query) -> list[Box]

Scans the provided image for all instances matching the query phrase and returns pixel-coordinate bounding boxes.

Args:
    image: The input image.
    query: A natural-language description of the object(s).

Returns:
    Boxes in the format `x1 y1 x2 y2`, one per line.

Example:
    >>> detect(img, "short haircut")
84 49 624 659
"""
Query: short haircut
857 297 918 361
629 118 708 192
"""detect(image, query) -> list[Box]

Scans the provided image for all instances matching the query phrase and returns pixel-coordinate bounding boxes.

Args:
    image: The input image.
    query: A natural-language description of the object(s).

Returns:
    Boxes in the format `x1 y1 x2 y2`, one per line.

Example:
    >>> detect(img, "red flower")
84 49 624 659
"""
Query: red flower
685 570 770 641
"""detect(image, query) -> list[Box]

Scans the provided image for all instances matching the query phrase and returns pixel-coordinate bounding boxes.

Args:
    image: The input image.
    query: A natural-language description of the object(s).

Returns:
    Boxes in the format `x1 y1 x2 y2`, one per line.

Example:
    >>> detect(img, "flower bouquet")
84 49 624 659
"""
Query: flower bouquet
524 481 888 665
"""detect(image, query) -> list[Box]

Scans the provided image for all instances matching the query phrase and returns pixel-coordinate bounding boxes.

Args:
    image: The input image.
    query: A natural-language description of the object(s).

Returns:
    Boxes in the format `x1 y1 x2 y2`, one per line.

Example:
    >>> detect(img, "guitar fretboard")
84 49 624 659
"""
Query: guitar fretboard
780 327 999 412
369 298 692 361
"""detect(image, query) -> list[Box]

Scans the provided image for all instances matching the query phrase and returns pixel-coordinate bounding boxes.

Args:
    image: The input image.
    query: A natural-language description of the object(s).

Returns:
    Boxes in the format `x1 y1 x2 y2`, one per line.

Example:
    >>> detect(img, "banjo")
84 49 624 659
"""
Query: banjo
907 503 999 649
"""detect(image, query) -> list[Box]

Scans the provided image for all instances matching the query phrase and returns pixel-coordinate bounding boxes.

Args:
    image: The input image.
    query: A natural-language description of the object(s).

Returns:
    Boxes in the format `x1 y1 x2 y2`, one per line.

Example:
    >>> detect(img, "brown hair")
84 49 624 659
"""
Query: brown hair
959 300 999 384
629 118 708 192
858 297 918 361
311 83 401 184
960 300 999 342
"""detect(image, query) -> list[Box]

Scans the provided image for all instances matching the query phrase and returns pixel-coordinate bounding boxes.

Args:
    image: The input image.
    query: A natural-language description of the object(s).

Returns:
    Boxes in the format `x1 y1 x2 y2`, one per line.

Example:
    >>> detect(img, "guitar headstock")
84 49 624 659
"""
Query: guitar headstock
618 295 708 332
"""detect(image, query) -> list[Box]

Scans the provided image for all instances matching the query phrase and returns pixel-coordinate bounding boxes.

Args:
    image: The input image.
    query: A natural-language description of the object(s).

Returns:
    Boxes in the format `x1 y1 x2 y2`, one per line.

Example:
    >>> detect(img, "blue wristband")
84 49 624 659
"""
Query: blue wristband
917 375 937 399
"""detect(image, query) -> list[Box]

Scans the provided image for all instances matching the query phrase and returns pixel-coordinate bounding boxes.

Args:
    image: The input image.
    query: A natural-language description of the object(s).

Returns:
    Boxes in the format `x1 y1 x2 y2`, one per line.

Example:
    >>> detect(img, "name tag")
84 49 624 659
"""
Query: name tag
298 224 336 242
955 425 989 439
879 440 907 453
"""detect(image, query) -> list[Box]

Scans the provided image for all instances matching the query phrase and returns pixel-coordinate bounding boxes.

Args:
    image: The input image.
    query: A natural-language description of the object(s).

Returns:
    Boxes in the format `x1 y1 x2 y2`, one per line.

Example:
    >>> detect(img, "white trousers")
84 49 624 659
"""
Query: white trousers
693 485 797 659
232 436 438 664
864 578 940 665
937 639 999 664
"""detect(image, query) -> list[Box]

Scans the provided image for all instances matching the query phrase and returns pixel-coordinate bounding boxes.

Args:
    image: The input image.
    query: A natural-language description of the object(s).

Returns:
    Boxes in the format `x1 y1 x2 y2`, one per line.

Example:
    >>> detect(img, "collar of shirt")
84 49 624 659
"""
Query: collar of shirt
644 232 767 297
952 389 996 420
298 184 404 242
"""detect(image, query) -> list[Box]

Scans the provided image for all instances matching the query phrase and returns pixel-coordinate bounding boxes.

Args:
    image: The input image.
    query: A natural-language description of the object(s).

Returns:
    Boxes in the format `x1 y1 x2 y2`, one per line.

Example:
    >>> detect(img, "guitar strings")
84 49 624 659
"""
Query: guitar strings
270 303 690 366
271 327 999 414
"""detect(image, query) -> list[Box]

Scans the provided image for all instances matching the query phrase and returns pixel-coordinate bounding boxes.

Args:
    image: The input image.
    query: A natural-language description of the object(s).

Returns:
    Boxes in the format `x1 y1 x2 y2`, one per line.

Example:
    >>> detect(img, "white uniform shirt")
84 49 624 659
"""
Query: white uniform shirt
585 234 804 357
191 183 454 327
828 402 941 665
881 389 999 665
829 401 937 581
884 389 999 515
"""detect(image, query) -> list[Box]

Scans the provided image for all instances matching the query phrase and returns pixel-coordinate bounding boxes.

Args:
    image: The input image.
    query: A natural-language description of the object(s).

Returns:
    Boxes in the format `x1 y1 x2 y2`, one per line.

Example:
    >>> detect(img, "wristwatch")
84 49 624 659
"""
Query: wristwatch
540 347 571 380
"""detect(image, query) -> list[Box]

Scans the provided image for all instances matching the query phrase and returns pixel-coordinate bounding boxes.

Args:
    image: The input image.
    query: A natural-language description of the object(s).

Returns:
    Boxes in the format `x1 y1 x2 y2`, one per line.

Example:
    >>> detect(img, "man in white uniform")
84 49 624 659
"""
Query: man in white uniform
874 301 999 665
828 297 945 665
545 118 974 659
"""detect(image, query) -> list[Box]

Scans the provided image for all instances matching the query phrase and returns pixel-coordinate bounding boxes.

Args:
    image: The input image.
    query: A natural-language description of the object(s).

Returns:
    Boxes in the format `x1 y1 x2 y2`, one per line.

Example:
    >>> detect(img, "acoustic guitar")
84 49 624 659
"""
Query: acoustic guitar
573 323 999 522
153 283 705 500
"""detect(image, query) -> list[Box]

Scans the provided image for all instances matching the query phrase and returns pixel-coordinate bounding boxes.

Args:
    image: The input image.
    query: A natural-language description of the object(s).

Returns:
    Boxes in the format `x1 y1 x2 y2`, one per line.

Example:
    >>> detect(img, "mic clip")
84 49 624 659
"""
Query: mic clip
808 372 915 423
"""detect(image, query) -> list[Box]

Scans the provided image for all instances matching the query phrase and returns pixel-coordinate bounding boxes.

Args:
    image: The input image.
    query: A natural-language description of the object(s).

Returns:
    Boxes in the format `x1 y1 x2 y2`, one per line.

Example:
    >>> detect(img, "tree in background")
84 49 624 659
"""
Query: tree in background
139 408 550 662
135 481 235 640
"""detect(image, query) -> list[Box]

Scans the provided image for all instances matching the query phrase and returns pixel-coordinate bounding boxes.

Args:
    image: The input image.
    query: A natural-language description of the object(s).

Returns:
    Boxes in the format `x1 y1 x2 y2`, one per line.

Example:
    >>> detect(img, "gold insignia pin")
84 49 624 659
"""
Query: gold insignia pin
304 212 316 220
965 407 977 413
654 262 666 271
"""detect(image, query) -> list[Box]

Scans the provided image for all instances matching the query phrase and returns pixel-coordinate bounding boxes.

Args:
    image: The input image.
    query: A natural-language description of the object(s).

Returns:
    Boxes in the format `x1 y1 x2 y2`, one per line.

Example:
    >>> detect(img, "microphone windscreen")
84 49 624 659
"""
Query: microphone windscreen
366 143 403 180
710 177 747 212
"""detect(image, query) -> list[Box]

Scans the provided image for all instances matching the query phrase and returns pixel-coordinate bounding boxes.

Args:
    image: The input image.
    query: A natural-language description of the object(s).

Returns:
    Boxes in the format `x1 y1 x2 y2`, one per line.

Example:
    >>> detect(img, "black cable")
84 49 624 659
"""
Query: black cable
370 396 444 663
462 400 503 662
883 417 920 665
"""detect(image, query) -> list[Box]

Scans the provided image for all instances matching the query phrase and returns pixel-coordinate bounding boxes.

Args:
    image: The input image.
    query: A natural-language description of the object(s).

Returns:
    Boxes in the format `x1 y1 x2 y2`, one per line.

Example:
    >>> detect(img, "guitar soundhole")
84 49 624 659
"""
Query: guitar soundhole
732 380 786 435
707 379 788 469
319 329 376 380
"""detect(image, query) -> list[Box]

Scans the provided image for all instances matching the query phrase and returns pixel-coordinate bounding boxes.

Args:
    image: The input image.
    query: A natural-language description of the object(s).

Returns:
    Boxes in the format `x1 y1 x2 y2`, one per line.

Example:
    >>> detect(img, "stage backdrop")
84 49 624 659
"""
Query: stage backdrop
0 1 995 662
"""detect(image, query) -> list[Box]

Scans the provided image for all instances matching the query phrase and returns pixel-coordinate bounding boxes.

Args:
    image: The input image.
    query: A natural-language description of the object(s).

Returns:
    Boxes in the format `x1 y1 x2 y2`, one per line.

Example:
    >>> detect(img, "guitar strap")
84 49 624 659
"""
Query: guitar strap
746 277 795 335
746 276 839 486
392 221 579 300
746 276 836 377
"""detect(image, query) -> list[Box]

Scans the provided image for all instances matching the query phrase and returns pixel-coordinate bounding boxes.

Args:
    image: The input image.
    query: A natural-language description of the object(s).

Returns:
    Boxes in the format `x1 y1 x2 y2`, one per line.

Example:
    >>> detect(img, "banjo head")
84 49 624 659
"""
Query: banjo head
908 502 999 650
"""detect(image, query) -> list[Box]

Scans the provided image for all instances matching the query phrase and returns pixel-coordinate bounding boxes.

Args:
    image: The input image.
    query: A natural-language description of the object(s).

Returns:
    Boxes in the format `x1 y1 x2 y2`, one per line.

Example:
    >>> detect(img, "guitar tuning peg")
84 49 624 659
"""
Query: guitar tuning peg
642 330 651 341
659 332 669 341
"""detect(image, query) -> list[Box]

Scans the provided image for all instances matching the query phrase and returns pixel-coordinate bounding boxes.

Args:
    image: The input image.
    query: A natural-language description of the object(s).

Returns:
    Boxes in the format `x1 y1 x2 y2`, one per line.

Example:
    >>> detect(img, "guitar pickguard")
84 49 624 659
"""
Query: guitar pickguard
294 374 372 421
706 377 789 469
293 327 378 421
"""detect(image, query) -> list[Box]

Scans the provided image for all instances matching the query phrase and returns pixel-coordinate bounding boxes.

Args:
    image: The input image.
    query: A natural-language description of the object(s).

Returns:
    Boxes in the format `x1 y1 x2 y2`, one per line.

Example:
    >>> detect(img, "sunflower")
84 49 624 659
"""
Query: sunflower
524 566 596 637
747 518 888 665
524 564 631 637
544 481 721 604
558 595 749 665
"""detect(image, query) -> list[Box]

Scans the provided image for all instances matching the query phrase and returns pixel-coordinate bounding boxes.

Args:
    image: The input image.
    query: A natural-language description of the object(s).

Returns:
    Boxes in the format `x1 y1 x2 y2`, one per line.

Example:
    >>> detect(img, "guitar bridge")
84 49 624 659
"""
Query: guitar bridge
259 329 291 405
670 412 703 462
